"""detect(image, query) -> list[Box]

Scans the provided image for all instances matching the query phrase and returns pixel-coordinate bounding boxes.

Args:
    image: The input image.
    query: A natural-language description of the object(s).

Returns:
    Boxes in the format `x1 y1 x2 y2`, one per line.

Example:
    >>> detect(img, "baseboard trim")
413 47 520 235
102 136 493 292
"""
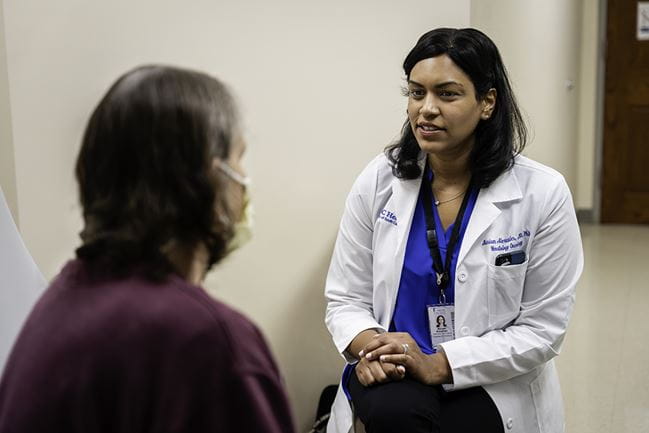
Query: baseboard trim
576 208 596 224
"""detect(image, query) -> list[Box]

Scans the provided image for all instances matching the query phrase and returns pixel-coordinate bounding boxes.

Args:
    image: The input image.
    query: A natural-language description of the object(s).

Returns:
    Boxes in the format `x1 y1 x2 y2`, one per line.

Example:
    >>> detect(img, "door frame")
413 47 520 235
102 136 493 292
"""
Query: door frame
592 0 607 224
577 0 607 224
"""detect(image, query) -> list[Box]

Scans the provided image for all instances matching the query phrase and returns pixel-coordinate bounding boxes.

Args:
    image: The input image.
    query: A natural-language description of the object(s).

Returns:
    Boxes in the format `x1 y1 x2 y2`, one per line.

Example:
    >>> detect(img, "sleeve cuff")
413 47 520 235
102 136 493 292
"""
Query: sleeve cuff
438 337 476 390
336 324 387 363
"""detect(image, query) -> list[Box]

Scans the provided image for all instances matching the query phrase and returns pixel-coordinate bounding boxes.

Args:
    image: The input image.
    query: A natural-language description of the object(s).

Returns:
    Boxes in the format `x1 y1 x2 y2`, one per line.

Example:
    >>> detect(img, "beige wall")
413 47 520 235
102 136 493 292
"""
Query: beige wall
3 1 470 429
0 1 18 223
471 0 583 195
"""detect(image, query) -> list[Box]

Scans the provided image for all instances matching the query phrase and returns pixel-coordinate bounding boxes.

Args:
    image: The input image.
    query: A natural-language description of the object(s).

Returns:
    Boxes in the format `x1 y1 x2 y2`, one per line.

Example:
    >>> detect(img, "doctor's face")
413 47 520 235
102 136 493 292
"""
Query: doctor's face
406 55 494 159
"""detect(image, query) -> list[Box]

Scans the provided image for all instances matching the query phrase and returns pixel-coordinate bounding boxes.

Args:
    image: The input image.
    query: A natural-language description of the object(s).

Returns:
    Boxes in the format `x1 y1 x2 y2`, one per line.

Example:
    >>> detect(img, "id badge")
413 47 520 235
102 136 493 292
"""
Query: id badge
428 304 455 352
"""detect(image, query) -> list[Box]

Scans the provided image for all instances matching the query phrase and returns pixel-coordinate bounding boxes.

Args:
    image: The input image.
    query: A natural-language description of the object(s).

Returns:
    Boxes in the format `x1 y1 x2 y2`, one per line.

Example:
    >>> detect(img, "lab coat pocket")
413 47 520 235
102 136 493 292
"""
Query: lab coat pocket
487 262 527 327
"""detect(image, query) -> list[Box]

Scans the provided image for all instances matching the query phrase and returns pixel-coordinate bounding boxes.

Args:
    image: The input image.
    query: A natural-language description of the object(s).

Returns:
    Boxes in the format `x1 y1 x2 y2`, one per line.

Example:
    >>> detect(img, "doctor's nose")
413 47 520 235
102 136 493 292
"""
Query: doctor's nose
419 96 440 117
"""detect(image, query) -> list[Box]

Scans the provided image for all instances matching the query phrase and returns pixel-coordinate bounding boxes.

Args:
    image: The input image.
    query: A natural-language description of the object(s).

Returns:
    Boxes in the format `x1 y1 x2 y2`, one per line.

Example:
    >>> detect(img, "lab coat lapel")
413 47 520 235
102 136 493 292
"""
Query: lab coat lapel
386 158 425 312
392 177 422 253
391 156 427 254
457 167 522 264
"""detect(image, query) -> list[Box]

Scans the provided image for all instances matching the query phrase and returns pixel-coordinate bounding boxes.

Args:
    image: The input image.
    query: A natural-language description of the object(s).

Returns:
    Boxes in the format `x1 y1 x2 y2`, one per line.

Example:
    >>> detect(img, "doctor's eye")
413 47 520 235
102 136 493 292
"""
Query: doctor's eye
407 88 425 99
438 90 460 100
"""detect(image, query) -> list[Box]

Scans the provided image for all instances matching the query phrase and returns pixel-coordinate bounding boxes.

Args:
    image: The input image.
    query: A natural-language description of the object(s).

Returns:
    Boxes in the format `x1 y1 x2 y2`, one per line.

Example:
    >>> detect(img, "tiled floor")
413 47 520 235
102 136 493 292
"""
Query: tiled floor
556 224 649 433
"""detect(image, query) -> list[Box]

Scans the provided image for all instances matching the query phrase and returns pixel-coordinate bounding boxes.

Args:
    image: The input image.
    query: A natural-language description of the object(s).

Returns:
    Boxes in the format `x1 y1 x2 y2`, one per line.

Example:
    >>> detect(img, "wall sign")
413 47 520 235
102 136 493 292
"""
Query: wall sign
639 2 649 40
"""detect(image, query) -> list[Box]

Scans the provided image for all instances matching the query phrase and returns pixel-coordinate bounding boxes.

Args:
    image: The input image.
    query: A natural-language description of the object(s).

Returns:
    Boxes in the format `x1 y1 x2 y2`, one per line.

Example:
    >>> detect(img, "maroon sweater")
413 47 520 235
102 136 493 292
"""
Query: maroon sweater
0 260 296 433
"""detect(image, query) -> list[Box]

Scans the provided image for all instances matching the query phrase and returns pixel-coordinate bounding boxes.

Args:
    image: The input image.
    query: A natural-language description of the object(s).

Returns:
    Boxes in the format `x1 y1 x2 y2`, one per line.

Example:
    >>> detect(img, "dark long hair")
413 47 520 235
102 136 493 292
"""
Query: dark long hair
75 65 239 279
386 28 527 187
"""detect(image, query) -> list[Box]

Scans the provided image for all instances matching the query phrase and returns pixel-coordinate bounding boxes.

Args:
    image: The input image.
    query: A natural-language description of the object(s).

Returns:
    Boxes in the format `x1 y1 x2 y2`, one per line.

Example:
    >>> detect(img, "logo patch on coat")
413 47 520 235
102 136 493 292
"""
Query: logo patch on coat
379 209 397 226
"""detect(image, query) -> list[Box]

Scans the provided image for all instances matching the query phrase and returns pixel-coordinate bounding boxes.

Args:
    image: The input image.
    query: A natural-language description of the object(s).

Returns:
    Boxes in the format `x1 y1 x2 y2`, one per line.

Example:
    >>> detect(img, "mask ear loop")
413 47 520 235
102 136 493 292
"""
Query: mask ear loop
213 159 251 186
212 159 251 237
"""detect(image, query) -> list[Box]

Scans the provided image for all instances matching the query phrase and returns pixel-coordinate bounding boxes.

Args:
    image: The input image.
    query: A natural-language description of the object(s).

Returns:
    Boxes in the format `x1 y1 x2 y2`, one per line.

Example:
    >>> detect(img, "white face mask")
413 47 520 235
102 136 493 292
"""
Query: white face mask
215 160 254 253
227 190 254 253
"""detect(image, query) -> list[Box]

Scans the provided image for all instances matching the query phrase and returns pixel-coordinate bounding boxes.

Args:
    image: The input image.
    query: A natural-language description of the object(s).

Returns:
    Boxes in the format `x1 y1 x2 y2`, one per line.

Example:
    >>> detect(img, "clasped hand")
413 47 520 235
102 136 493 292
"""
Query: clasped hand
355 332 452 387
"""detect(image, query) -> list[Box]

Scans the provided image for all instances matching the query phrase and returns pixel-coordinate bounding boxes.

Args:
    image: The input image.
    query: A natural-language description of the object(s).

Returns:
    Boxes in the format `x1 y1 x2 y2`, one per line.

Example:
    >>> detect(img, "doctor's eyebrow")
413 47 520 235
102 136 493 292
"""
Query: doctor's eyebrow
407 79 464 89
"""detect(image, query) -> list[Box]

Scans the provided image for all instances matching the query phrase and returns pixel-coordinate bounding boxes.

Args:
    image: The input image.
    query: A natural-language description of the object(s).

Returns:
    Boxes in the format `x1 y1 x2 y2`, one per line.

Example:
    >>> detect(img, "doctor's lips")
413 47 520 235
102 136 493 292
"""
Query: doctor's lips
417 122 445 137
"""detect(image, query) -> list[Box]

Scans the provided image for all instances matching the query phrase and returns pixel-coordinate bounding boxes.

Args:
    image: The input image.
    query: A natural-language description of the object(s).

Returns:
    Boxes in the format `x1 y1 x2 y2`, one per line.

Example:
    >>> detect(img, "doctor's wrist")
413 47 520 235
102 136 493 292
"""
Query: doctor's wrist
424 352 453 385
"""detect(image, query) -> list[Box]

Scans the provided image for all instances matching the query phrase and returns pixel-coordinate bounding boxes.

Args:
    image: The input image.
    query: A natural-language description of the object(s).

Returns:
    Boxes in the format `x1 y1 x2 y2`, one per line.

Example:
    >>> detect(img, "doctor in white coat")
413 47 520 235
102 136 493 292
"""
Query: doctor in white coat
325 28 583 433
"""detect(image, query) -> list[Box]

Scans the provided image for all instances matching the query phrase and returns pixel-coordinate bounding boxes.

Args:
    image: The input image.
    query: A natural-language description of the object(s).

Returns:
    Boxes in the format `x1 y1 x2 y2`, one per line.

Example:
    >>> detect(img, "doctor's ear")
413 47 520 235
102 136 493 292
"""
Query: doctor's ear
481 88 497 120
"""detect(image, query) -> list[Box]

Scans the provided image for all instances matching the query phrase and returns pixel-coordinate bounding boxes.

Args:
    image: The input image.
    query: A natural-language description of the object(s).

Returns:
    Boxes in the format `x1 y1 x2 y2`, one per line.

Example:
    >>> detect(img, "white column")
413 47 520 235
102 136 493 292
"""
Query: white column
0 0 18 222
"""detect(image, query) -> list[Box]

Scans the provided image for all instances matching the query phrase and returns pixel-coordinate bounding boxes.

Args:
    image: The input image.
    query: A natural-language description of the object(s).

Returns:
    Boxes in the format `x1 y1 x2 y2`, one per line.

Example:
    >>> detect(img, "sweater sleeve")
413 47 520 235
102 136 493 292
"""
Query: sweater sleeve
228 370 296 433
221 311 297 433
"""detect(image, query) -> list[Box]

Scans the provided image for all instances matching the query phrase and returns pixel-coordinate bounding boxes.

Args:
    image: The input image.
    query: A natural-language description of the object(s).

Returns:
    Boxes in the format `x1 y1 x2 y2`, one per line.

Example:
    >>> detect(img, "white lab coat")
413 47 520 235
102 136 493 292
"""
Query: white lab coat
325 153 583 433
0 187 46 372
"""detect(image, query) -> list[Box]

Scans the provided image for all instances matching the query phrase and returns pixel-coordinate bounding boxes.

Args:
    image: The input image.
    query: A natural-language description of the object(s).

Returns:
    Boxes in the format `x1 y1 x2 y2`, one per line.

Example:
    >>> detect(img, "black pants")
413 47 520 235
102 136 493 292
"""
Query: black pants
348 373 504 433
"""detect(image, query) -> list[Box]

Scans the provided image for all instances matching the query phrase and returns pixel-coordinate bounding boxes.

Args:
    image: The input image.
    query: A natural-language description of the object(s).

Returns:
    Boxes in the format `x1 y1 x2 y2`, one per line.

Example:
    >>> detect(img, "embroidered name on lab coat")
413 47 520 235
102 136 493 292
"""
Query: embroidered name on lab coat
481 230 530 252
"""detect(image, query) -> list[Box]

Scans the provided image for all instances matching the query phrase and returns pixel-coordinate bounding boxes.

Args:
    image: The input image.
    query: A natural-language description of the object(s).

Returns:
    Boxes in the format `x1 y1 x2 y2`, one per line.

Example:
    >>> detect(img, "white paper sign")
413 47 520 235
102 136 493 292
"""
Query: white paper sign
639 2 649 40
0 187 46 372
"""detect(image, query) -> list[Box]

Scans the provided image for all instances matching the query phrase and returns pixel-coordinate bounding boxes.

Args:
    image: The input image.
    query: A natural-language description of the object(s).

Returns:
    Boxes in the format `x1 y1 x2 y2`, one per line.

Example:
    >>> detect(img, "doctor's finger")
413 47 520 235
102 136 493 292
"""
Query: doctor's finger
362 332 412 354
368 360 389 383
378 354 412 366
360 334 394 354
355 365 373 387
382 362 406 380
364 341 413 361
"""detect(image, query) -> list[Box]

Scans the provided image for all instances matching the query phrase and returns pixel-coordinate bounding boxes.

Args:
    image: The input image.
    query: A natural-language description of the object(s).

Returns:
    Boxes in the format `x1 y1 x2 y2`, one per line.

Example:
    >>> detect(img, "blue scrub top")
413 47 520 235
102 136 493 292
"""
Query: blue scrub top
341 170 479 399
390 170 478 354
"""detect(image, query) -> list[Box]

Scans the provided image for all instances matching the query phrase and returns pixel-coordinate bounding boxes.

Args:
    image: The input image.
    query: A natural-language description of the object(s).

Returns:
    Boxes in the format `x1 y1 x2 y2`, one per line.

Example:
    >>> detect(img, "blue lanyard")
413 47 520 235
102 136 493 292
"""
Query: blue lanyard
420 165 474 303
